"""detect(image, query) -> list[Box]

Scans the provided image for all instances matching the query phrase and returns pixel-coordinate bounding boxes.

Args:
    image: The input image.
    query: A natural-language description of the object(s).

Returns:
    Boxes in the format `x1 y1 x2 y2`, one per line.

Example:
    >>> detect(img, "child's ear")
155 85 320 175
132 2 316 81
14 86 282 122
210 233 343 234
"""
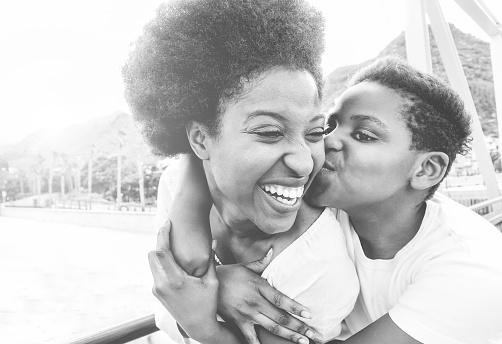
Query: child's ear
186 121 211 160
410 152 449 190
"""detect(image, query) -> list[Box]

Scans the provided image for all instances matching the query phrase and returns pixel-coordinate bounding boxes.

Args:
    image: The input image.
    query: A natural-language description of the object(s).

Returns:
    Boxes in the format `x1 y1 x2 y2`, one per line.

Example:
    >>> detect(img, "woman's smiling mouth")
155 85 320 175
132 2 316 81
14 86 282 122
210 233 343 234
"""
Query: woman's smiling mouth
260 184 304 206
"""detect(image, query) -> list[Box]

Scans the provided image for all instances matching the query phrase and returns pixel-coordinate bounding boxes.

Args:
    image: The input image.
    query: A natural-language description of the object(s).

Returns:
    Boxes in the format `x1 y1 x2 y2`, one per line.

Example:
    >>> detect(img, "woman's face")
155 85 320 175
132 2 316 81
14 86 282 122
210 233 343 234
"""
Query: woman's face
306 81 421 212
203 68 325 234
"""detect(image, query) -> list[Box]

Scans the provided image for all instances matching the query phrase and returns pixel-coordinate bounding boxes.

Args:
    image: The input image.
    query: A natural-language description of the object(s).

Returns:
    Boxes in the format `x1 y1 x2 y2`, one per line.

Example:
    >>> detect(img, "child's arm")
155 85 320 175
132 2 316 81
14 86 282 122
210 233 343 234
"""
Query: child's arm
150 222 247 344
160 154 213 277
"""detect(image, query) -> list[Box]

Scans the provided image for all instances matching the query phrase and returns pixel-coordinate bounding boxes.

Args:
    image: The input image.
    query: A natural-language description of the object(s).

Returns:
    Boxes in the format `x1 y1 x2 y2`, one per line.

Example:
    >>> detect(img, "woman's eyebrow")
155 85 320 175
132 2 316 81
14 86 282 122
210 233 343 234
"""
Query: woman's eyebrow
350 114 390 133
244 111 287 124
244 111 325 124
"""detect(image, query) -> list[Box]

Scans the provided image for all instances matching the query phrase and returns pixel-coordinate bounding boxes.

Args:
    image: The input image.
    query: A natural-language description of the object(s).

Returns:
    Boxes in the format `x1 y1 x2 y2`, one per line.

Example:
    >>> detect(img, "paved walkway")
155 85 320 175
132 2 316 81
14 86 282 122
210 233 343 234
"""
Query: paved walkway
0 216 173 344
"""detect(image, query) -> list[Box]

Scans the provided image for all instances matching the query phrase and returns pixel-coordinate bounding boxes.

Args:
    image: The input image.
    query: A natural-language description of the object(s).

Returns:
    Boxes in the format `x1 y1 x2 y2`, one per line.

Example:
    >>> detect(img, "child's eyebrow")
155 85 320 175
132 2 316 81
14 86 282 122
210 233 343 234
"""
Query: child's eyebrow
350 114 390 133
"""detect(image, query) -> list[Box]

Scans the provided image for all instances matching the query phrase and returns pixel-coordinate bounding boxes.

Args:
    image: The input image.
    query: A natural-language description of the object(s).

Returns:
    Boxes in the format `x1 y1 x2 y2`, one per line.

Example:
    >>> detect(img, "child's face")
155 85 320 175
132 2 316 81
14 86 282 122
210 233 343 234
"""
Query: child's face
307 81 422 212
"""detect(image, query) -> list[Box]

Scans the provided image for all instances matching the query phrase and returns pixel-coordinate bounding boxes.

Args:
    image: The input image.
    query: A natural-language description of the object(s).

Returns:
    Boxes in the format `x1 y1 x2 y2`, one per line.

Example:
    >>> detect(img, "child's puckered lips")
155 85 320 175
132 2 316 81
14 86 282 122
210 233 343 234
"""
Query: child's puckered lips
321 154 337 172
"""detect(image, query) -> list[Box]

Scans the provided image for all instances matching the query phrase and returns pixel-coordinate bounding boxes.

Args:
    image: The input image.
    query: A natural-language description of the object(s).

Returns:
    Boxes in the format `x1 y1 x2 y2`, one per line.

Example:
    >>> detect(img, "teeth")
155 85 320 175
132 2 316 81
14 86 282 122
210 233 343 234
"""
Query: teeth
260 184 305 206
292 188 299 198
276 185 284 196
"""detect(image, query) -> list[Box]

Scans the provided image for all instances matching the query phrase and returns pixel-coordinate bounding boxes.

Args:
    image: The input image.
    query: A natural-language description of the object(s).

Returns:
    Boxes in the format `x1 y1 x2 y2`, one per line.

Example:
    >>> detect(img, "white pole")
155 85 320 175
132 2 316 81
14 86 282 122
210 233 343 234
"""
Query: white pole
404 0 433 73
491 33 502 171
426 0 501 204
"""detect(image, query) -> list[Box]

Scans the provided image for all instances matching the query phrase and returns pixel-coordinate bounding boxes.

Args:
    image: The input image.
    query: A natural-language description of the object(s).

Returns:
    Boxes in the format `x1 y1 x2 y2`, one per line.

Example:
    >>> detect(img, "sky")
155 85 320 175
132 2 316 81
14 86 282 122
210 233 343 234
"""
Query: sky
0 0 501 146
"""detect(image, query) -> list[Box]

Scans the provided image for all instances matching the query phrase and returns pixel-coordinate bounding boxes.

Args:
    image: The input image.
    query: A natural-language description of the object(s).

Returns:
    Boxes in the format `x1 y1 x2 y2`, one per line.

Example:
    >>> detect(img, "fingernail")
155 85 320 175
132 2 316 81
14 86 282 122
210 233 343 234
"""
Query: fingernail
298 338 309 344
155 250 164 258
212 239 217 250
305 330 314 339
300 310 312 319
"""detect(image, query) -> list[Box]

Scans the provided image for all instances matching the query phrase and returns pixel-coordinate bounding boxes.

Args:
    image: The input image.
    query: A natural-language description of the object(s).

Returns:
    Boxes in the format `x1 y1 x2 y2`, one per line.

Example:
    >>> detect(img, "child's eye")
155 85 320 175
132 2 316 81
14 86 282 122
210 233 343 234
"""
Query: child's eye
352 131 377 142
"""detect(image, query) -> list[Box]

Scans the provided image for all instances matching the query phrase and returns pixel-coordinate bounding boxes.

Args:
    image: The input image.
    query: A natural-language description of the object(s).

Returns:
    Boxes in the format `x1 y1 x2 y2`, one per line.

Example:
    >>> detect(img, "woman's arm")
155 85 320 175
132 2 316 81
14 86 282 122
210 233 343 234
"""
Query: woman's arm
160 154 214 277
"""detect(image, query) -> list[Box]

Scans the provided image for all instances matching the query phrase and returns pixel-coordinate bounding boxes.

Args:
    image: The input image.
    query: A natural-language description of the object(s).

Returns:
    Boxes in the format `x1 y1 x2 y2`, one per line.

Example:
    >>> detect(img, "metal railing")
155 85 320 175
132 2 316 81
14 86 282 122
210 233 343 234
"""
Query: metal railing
58 314 158 344
468 195 502 227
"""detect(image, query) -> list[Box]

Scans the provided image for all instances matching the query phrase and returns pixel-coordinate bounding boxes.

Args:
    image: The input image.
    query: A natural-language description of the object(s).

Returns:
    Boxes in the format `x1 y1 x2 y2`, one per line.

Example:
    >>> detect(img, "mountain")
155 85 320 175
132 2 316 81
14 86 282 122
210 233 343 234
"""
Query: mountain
0 111 157 169
322 24 497 137
1 24 496 170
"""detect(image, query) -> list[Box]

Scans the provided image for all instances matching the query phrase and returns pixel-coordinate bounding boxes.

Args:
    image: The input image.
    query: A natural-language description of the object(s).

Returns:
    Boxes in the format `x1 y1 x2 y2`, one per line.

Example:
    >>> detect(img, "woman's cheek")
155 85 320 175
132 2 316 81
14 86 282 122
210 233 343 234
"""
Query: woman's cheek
312 144 325 174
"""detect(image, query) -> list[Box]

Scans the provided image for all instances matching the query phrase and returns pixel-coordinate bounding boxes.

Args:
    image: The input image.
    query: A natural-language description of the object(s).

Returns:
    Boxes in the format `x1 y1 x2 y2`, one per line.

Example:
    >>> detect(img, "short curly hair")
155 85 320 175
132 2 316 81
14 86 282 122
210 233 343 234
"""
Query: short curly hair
122 0 325 156
348 56 472 199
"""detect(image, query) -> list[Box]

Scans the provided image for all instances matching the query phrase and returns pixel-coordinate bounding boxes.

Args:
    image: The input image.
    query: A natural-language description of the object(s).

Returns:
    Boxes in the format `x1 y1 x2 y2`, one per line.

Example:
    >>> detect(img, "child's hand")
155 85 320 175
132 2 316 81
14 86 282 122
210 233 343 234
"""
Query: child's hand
149 221 221 341
216 257 319 344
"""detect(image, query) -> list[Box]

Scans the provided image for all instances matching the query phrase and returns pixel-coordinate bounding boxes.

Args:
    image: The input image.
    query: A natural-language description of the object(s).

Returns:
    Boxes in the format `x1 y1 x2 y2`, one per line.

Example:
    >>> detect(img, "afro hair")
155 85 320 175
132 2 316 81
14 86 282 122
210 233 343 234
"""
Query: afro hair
122 0 325 156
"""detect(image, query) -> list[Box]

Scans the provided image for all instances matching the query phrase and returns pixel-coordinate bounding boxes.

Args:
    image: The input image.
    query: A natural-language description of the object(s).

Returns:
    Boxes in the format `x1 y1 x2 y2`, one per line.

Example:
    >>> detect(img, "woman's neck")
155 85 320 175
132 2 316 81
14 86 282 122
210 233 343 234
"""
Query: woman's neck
209 206 270 263
210 202 324 264
347 200 426 260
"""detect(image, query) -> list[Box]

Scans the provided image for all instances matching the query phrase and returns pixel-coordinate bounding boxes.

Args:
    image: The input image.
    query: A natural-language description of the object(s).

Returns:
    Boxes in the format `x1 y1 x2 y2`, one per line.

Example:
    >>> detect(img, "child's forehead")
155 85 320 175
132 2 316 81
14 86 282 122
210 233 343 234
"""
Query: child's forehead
335 82 405 114
331 83 412 133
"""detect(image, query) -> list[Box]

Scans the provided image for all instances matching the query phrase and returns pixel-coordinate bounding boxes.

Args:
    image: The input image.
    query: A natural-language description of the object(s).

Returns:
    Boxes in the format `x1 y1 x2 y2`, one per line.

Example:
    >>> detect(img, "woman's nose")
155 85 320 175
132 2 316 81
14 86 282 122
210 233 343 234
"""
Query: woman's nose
283 141 314 177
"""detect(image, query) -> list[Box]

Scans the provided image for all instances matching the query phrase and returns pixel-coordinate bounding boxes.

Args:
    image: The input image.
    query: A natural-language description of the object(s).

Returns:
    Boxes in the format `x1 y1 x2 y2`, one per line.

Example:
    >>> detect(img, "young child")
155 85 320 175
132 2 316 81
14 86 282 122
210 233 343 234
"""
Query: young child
307 56 502 343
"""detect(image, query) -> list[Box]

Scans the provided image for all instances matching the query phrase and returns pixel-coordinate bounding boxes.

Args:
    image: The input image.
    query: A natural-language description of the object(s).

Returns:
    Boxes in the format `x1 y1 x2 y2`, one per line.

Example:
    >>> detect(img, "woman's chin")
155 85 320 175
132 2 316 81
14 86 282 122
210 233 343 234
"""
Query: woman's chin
259 216 297 235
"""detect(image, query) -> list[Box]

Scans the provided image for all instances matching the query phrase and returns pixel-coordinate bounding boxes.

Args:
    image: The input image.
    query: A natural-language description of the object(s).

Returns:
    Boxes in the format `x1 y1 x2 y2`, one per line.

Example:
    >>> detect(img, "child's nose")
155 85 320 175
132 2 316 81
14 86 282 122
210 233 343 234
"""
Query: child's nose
324 131 343 151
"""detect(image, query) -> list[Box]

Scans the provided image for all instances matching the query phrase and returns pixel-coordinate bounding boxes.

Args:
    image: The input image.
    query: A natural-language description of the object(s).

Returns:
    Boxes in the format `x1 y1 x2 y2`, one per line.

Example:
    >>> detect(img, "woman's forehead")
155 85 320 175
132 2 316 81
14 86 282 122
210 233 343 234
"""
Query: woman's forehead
223 69 320 111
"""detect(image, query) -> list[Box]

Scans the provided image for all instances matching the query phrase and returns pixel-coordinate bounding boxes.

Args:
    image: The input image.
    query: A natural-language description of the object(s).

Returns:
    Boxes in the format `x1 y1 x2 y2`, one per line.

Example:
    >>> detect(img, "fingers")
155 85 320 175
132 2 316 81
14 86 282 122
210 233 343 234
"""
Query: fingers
202 252 218 283
254 313 311 344
253 301 318 341
236 323 261 344
148 248 186 283
243 248 273 274
156 219 172 252
258 282 312 320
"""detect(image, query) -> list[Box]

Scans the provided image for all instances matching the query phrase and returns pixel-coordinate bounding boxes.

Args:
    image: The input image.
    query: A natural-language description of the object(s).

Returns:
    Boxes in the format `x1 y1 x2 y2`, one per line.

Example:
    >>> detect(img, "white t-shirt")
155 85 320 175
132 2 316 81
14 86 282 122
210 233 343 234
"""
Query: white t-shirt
260 208 359 342
337 193 502 344
154 168 359 343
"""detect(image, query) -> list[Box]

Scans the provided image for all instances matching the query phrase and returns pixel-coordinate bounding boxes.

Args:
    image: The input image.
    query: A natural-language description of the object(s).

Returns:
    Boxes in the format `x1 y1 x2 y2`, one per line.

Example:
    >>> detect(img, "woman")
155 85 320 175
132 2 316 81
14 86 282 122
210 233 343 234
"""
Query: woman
123 0 359 343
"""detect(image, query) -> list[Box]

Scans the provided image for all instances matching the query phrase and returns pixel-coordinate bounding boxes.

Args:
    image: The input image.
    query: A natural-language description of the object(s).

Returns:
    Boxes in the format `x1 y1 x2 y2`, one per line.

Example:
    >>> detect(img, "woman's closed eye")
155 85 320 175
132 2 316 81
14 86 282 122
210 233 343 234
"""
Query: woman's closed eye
306 128 325 142
247 127 284 141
